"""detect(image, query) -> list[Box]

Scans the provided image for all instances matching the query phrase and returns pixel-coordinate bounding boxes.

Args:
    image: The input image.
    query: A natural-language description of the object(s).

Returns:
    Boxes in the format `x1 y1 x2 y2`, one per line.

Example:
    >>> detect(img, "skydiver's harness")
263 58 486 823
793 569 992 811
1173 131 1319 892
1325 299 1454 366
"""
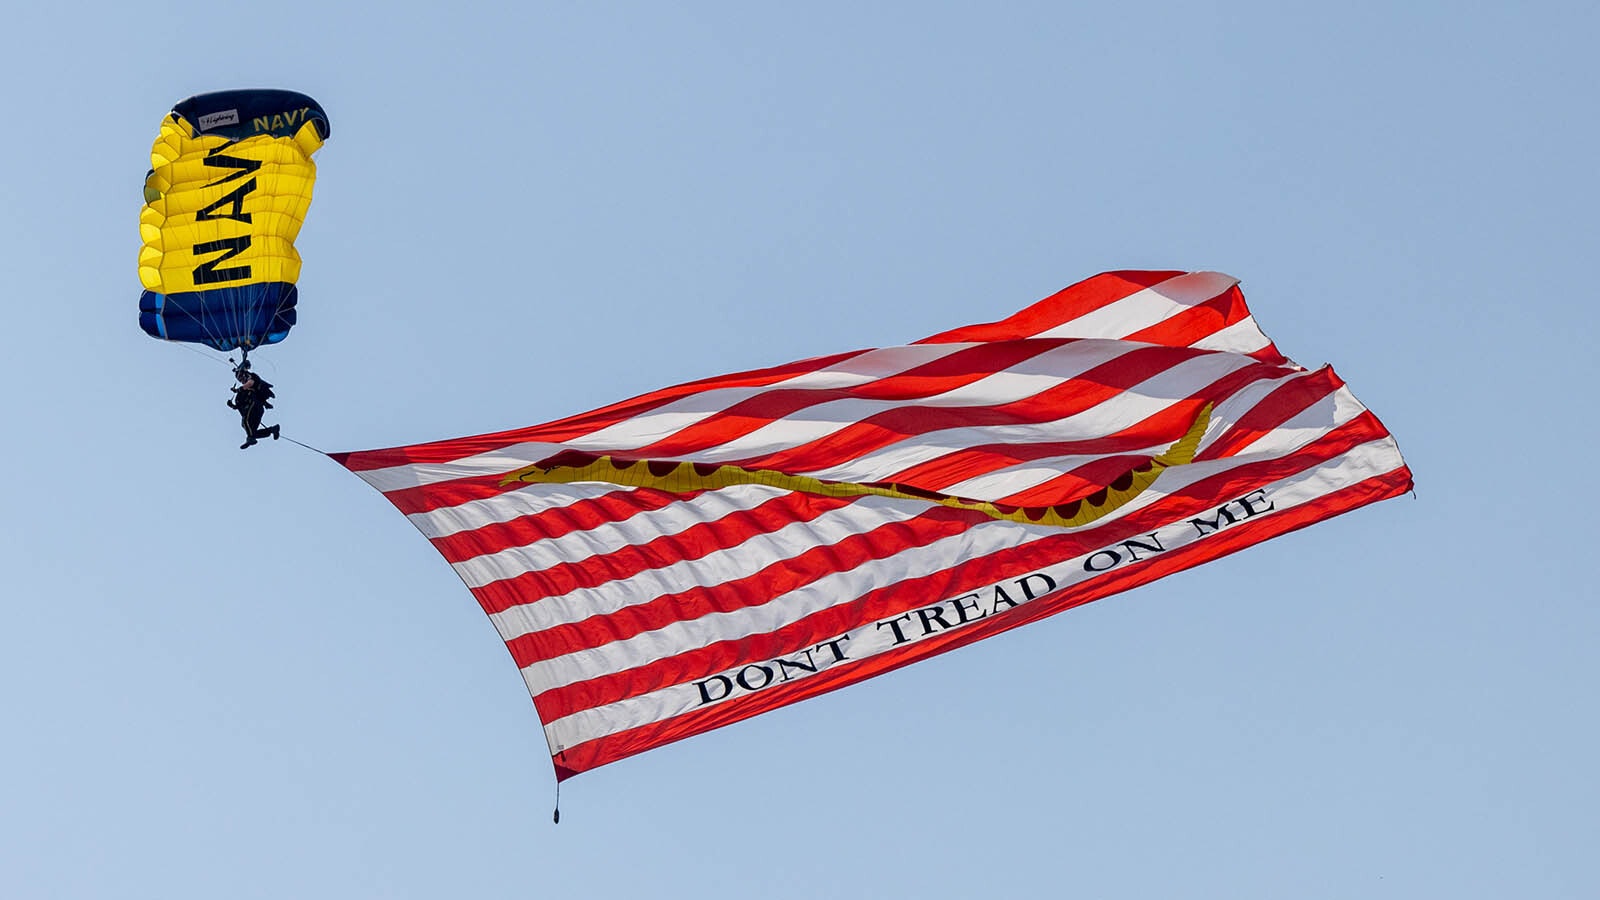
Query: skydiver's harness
230 353 275 411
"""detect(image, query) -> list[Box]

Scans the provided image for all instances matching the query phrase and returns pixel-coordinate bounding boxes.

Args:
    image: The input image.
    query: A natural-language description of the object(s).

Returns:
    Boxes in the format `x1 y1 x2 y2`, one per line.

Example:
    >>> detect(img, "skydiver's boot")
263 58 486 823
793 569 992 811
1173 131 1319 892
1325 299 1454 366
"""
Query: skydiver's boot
270 425 281 440
241 437 257 449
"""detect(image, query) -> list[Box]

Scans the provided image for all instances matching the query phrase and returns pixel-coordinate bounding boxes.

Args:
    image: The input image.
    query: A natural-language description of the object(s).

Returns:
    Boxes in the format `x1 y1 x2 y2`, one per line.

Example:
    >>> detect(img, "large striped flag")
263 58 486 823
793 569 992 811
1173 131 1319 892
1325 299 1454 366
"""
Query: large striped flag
332 271 1411 780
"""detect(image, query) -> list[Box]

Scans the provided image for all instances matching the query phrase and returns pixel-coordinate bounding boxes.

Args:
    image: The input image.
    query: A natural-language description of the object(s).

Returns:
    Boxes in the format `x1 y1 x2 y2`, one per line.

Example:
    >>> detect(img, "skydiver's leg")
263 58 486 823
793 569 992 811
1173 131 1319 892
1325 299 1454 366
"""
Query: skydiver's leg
247 404 278 441
242 405 264 448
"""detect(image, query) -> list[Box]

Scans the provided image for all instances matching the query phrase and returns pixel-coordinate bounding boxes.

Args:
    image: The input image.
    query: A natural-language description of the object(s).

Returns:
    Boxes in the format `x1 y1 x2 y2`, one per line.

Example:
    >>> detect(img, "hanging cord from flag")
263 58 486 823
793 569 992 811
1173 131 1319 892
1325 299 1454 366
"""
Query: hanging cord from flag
279 433 326 454
272 432 562 825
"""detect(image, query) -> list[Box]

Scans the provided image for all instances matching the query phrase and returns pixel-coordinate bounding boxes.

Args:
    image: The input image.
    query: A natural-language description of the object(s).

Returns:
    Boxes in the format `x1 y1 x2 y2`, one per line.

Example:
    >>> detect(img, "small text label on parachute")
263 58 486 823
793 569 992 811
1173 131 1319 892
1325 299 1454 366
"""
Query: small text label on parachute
197 109 239 131
254 107 313 134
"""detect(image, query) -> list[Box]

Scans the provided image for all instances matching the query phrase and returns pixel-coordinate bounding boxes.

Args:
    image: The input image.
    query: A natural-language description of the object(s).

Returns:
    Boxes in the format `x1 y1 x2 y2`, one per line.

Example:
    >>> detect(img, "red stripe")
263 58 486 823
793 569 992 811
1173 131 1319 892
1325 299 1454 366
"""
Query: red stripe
1196 367 1344 463
468 491 861 614
549 462 1412 779
378 473 534 518
731 344 1223 474
428 486 707 563
915 271 1188 344
333 348 867 470
994 453 1172 509
988 362 1304 504
881 360 1295 494
1123 284 1286 366
625 340 1067 459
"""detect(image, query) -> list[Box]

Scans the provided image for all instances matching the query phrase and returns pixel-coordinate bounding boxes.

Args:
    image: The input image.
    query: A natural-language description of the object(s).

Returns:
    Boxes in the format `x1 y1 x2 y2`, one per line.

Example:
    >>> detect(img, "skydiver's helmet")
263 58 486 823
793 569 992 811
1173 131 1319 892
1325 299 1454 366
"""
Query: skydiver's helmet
234 360 253 382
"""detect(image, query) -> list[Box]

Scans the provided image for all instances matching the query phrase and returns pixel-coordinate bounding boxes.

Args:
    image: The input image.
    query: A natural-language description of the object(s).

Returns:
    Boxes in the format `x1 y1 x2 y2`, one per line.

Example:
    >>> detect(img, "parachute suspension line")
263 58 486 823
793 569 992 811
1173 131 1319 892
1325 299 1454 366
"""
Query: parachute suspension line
227 346 249 381
174 340 235 369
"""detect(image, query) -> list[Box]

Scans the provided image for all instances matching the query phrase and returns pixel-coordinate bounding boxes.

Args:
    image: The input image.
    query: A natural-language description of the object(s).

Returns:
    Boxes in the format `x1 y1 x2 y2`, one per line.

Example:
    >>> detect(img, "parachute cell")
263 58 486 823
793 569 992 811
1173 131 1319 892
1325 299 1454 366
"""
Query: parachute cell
137 89 329 352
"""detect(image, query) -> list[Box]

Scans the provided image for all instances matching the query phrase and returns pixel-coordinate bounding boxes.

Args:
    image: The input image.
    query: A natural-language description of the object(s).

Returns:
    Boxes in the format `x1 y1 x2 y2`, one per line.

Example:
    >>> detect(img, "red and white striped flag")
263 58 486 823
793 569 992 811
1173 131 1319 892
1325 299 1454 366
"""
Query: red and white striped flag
333 271 1411 780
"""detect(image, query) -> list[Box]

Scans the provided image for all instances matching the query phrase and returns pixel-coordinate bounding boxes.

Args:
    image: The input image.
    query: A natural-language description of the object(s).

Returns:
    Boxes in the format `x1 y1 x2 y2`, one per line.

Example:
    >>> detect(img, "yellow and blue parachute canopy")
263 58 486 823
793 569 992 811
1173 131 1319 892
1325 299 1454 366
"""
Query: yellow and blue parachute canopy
137 89 329 352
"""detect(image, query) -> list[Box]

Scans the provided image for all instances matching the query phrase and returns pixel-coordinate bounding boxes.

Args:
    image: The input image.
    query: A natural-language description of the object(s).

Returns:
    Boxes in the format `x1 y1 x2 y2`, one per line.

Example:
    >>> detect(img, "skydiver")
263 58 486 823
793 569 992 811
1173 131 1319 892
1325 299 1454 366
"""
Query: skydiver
228 362 280 449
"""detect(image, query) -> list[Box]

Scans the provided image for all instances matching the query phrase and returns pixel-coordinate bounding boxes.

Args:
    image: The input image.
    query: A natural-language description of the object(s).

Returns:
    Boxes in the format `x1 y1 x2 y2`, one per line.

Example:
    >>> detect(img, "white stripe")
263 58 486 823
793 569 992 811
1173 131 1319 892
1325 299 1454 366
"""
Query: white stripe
941 373 1357 501
813 351 1259 487
356 345 975 492
482 493 926 635
563 338 1208 469
456 483 793 588
560 339 1133 463
356 442 564 493
1190 315 1275 357
1190 369 1313 453
406 482 629 539
571 344 973 450
1036 271 1239 340
540 435 1405 752
940 450 1163 500
1232 374 1368 460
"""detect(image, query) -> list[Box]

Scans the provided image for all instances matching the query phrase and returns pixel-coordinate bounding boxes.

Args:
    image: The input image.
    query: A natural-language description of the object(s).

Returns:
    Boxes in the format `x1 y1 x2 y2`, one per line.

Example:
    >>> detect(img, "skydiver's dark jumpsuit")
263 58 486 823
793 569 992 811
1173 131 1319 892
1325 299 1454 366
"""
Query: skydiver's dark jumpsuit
228 372 279 448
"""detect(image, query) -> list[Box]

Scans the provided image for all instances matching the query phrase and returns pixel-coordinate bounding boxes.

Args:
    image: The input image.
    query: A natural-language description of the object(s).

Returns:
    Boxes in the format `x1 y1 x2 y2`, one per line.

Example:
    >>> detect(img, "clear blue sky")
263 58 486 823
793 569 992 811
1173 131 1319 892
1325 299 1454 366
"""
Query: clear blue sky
3 3 1595 898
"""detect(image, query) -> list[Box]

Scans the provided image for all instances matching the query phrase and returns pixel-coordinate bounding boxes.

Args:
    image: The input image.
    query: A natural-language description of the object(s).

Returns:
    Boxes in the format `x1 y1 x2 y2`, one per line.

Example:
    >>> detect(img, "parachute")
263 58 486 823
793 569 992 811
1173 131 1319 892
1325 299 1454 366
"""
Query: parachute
137 89 330 354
